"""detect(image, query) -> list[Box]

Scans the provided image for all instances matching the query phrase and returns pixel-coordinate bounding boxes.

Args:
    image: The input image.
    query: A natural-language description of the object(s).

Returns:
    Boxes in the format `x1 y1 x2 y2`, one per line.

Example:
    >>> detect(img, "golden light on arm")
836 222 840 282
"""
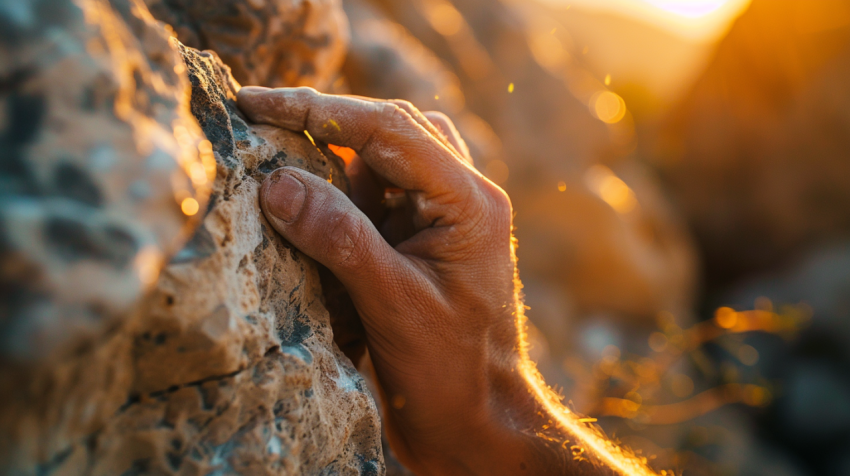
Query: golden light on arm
510 240 661 476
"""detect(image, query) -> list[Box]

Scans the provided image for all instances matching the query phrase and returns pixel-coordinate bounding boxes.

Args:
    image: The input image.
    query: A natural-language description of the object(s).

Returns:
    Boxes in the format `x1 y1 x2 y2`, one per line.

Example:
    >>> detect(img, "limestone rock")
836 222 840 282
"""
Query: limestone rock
144 0 350 90
0 0 384 474
0 0 212 367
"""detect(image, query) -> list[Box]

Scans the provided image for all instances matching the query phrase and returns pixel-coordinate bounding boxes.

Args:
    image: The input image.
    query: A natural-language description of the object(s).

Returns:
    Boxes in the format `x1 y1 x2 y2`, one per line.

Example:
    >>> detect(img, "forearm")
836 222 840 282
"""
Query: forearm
239 86 658 476
472 357 657 476
403 356 654 475
393 312 658 474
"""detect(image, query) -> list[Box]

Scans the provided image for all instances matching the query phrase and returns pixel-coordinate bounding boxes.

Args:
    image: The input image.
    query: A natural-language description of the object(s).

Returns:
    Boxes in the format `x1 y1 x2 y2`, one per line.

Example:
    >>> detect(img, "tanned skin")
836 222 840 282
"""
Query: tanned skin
237 86 649 476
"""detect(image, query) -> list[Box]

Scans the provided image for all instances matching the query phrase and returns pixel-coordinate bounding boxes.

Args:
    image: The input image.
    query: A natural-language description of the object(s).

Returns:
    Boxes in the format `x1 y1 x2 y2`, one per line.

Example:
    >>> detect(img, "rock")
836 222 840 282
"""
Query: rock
0 0 212 367
651 0 850 282
0 0 384 474
144 0 350 90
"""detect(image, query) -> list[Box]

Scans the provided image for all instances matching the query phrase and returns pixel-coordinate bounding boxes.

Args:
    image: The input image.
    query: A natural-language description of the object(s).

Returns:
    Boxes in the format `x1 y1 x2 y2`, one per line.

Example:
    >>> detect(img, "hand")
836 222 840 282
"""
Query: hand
237 86 655 476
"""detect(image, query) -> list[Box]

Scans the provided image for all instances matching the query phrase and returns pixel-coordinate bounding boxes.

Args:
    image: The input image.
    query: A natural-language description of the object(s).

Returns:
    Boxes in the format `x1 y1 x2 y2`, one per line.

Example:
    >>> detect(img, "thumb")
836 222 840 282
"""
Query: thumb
260 167 418 307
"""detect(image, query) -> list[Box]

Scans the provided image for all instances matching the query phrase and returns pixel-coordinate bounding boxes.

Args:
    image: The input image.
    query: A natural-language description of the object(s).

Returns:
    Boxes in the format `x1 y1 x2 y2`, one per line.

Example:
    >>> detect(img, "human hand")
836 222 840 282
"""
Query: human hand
237 86 655 476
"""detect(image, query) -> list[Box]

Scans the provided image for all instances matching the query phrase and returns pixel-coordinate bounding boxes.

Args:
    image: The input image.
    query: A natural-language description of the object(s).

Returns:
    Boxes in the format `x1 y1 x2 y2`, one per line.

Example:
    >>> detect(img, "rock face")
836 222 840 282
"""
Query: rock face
145 0 350 91
0 0 384 474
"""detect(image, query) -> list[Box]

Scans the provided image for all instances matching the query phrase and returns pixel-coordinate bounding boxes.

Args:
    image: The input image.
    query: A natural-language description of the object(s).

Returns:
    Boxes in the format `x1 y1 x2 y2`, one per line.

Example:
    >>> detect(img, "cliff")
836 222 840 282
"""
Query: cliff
0 0 383 474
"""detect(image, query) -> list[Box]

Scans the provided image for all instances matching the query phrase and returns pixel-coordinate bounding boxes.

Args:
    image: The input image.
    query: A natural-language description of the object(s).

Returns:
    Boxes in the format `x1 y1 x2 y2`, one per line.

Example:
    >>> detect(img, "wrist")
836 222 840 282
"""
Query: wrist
419 356 561 475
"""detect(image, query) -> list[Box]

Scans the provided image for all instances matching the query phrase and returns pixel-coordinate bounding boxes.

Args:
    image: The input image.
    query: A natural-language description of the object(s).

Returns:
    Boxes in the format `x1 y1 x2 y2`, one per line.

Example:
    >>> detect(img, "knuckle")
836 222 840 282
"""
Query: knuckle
291 86 320 101
489 185 512 214
482 181 513 231
376 102 403 124
446 182 486 229
390 99 416 114
376 102 415 130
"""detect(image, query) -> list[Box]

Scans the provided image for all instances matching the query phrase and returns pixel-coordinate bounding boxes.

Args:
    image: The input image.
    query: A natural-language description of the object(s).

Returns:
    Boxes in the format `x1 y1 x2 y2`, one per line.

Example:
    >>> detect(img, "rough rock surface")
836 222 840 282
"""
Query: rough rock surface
144 0 349 91
0 0 384 474
0 0 212 369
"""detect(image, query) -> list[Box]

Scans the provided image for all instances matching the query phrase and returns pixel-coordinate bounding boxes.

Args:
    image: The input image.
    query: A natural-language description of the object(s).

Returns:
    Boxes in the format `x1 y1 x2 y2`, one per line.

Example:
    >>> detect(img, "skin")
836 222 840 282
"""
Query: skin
237 86 646 475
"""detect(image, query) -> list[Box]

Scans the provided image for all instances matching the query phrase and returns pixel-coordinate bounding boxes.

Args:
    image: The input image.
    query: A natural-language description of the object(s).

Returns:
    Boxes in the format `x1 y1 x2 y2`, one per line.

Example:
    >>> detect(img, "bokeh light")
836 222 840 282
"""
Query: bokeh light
181 197 200 216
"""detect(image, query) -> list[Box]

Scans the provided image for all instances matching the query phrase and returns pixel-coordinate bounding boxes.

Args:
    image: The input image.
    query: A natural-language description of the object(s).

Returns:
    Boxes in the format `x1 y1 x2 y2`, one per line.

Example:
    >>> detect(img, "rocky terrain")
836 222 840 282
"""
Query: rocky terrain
4 0 850 474
0 0 383 474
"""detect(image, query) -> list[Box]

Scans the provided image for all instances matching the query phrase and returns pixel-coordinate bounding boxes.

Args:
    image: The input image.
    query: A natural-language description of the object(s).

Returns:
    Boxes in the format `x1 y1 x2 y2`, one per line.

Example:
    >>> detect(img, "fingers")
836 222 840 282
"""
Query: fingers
238 87 469 194
260 166 420 302
423 111 472 165
343 96 448 148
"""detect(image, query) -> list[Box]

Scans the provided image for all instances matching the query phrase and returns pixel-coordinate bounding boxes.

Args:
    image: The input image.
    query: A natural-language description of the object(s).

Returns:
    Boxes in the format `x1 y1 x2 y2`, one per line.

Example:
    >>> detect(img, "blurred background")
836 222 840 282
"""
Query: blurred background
333 0 850 474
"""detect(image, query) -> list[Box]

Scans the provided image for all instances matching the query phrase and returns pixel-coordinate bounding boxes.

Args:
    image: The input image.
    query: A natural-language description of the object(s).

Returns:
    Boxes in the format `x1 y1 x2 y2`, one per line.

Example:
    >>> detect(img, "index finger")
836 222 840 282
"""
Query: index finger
237 86 470 194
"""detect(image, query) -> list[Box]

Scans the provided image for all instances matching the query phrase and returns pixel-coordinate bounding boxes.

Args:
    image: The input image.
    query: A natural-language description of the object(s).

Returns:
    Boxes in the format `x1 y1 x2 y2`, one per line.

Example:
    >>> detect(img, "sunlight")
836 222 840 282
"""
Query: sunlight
643 0 730 18
539 0 752 41
510 240 661 475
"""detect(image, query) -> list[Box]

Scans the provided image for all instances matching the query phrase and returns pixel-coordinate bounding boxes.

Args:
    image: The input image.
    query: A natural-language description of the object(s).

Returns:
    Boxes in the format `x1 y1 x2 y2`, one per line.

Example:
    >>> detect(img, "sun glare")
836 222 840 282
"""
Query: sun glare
642 0 730 18
540 0 752 41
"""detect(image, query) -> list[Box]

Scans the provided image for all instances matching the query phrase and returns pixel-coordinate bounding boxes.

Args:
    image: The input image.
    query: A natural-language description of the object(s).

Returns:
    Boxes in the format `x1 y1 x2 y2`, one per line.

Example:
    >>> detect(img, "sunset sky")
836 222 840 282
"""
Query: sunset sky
540 0 752 41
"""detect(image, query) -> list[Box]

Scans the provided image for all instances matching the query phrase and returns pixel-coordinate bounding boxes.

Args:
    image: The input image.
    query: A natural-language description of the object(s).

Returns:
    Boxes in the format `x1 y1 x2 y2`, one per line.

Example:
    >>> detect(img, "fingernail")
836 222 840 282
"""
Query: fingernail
264 171 306 223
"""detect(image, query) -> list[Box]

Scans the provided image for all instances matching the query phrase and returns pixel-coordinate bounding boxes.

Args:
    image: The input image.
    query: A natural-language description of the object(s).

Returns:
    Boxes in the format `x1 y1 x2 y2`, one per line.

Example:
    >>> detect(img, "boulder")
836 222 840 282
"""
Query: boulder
144 0 350 90
0 0 384 474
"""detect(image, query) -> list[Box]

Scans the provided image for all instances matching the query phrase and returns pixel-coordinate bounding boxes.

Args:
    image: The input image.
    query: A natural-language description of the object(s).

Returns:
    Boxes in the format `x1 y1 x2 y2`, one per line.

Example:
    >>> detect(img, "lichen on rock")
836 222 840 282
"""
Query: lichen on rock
0 0 384 474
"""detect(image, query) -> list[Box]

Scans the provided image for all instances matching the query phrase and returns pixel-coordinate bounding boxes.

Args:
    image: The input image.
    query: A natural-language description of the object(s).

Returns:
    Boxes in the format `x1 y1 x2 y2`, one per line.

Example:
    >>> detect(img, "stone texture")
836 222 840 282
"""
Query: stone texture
0 0 384 474
145 0 350 91
651 0 850 282
0 0 212 368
